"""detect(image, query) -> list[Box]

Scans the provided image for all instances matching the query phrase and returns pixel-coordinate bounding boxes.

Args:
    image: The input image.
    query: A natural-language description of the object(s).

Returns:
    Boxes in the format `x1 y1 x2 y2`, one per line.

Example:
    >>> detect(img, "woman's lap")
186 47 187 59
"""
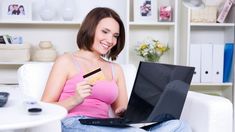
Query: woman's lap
148 119 192 132
61 116 192 132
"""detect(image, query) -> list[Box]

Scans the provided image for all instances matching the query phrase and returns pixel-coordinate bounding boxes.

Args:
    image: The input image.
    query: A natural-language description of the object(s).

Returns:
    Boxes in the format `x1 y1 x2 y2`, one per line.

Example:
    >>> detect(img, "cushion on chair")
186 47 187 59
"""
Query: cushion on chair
120 64 137 99
17 62 53 100
181 91 233 132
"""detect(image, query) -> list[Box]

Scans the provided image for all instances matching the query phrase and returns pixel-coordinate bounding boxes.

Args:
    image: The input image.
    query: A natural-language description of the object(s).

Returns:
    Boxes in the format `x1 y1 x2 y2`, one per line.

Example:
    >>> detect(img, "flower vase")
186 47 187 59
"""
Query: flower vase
40 0 55 21
144 54 160 62
62 0 75 21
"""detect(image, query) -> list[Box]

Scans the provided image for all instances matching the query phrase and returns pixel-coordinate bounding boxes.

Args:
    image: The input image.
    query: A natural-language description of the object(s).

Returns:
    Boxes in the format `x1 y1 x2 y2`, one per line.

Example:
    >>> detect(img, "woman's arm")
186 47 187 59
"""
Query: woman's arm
41 54 92 111
111 63 128 116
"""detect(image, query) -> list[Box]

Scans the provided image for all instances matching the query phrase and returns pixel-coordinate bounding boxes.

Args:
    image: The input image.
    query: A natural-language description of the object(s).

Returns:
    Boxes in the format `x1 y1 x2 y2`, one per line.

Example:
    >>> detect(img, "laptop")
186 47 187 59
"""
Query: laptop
79 62 195 128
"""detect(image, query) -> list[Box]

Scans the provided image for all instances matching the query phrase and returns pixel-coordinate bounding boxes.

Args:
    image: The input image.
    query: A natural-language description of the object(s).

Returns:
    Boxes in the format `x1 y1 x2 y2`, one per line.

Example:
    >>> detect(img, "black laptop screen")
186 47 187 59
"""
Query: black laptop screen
124 62 195 123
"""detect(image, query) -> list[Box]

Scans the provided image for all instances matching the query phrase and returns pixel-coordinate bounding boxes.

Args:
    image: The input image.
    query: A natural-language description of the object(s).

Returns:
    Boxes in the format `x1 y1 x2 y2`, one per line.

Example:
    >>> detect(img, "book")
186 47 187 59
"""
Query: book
0 35 11 44
3 35 11 44
223 43 234 82
0 36 6 44
217 0 233 23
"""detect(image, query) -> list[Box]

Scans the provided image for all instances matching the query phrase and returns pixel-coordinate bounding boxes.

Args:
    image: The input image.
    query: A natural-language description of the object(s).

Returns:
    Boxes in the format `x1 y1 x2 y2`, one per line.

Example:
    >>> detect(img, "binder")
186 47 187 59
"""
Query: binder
189 44 201 83
212 44 224 83
223 43 234 82
217 0 233 23
201 44 213 83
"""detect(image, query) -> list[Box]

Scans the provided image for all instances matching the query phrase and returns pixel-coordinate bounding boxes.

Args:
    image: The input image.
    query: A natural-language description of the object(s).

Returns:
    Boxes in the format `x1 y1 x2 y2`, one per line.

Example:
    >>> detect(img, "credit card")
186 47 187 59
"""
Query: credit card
83 68 105 84
83 68 101 78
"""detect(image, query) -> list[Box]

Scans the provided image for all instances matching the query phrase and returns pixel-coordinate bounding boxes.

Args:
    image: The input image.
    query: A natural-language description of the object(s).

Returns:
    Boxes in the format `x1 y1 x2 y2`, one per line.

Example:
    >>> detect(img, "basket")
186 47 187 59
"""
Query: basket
191 6 217 23
0 43 31 62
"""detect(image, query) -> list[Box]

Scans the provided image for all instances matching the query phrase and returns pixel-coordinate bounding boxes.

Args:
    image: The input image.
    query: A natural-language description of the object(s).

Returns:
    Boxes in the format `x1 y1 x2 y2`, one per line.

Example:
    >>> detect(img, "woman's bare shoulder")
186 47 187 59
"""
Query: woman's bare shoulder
51 53 75 72
54 53 73 65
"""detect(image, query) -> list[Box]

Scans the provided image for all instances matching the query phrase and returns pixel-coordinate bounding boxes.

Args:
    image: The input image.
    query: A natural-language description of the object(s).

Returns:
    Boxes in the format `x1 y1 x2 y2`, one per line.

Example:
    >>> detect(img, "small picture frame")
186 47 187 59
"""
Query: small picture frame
133 0 157 22
1 0 32 21
159 6 172 22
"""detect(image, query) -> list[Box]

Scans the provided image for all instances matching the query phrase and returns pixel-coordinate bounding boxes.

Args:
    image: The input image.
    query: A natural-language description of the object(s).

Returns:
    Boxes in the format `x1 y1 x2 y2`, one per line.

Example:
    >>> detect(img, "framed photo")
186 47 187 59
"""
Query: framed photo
1 0 32 21
133 0 157 22
159 6 172 22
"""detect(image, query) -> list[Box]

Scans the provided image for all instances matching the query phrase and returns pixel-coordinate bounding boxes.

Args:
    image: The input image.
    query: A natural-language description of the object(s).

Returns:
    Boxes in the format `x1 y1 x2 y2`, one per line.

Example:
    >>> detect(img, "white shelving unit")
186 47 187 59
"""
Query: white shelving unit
0 0 179 84
180 1 234 101
0 21 80 25
0 0 128 84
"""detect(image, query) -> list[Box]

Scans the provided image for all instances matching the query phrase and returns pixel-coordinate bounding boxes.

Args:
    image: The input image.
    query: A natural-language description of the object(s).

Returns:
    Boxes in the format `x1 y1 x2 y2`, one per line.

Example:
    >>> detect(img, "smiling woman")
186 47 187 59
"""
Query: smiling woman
40 7 128 132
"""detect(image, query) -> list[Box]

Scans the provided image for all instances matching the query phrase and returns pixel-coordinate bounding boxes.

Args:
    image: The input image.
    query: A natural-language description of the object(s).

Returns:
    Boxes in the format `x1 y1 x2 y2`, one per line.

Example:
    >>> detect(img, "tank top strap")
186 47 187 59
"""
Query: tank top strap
110 63 115 80
71 53 81 69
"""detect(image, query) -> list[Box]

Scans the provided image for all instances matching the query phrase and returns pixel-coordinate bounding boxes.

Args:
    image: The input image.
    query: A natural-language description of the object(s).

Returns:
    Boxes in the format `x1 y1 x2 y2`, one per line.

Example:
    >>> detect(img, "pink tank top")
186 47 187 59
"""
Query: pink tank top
59 60 118 118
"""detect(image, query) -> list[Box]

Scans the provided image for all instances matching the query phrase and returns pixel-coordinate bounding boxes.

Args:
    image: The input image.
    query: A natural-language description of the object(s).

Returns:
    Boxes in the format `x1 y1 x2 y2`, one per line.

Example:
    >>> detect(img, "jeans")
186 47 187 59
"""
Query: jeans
61 116 192 132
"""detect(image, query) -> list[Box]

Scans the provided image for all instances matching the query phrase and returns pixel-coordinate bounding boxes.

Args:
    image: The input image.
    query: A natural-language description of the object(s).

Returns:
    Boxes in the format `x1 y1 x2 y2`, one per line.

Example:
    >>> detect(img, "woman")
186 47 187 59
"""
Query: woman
42 7 191 132
18 5 25 15
8 5 14 15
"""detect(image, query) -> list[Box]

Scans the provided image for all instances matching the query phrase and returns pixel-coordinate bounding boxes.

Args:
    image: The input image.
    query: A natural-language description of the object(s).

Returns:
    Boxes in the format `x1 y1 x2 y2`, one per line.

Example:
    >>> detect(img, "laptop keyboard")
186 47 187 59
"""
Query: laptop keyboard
79 117 130 127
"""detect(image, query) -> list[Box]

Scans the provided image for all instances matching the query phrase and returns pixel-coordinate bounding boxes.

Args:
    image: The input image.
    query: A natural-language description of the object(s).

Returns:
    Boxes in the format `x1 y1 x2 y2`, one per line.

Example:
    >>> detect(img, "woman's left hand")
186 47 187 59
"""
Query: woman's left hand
115 107 126 117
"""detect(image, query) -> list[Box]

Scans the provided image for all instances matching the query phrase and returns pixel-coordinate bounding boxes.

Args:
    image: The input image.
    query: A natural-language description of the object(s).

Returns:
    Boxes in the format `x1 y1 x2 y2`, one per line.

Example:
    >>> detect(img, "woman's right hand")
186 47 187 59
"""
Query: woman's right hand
74 81 93 103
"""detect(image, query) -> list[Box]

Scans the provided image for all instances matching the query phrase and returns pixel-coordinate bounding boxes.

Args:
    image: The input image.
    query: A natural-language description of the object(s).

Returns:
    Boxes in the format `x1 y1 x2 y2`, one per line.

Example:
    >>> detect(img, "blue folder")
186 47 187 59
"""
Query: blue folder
223 43 234 82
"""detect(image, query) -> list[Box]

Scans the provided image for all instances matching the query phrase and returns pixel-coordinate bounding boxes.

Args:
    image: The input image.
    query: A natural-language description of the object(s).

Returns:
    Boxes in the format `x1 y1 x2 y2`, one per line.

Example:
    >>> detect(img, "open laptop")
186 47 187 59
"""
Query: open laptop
79 62 195 127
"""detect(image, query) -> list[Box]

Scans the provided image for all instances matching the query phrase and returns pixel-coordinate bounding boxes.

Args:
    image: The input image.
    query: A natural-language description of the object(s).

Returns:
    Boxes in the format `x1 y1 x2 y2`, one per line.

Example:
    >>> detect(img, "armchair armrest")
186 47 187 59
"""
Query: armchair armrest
181 91 233 132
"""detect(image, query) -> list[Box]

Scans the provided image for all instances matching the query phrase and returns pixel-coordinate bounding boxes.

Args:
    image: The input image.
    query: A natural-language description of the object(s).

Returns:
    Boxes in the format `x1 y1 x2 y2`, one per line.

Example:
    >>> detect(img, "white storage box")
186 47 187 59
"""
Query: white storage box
0 44 31 62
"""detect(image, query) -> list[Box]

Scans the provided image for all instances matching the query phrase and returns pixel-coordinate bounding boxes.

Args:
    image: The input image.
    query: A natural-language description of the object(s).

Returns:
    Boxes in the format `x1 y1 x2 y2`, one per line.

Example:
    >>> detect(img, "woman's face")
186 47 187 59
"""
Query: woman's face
9 5 14 11
92 17 120 55
19 7 24 11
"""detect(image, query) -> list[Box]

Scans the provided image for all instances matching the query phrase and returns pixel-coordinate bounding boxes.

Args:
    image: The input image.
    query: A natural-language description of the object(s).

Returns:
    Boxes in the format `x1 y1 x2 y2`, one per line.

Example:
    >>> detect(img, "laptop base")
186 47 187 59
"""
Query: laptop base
79 118 130 127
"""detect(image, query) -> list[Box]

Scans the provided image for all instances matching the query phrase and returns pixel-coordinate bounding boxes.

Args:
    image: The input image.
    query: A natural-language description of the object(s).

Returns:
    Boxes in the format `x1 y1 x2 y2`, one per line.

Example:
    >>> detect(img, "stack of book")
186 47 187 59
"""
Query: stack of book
0 35 23 44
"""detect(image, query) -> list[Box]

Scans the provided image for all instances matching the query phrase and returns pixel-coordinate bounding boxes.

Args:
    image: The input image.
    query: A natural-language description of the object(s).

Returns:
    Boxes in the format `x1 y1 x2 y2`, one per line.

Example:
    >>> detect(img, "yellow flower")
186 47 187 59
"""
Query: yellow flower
140 43 148 50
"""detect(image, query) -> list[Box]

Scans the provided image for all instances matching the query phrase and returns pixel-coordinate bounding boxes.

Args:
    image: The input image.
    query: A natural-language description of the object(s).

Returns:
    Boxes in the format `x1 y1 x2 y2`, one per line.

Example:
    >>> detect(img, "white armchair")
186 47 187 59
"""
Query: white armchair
17 62 233 132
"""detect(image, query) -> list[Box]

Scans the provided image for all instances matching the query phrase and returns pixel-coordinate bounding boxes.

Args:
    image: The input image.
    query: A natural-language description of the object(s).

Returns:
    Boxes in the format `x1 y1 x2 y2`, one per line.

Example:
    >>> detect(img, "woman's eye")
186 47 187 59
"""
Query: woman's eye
114 35 119 39
102 30 108 34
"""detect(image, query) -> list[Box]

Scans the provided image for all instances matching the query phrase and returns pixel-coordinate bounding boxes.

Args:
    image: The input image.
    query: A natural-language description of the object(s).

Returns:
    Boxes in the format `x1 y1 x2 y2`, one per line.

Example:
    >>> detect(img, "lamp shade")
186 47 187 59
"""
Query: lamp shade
183 0 205 9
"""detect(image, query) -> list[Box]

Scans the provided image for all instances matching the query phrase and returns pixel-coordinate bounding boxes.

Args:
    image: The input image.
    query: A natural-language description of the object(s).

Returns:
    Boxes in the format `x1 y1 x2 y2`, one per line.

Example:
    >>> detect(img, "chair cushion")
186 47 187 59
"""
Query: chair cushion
120 64 137 99
17 62 53 100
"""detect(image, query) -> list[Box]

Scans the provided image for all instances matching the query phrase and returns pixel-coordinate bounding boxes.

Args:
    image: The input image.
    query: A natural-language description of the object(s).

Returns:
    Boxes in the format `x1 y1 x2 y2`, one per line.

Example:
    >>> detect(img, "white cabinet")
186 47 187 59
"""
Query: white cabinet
180 1 234 101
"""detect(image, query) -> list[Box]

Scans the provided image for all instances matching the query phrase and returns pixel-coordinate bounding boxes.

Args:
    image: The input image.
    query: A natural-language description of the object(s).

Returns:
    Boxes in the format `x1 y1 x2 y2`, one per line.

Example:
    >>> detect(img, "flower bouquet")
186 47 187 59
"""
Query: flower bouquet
135 38 169 62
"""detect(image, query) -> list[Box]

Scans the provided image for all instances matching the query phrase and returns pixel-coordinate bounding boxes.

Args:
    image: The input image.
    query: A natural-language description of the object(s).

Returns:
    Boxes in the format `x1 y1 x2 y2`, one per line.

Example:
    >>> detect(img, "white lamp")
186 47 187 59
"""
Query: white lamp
182 0 205 9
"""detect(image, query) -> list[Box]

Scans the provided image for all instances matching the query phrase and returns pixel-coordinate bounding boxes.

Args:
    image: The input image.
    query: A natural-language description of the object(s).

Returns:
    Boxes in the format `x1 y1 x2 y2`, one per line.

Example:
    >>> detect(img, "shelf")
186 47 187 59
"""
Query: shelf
190 23 235 27
191 82 233 87
0 61 53 65
129 21 175 26
0 20 81 25
0 62 27 65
